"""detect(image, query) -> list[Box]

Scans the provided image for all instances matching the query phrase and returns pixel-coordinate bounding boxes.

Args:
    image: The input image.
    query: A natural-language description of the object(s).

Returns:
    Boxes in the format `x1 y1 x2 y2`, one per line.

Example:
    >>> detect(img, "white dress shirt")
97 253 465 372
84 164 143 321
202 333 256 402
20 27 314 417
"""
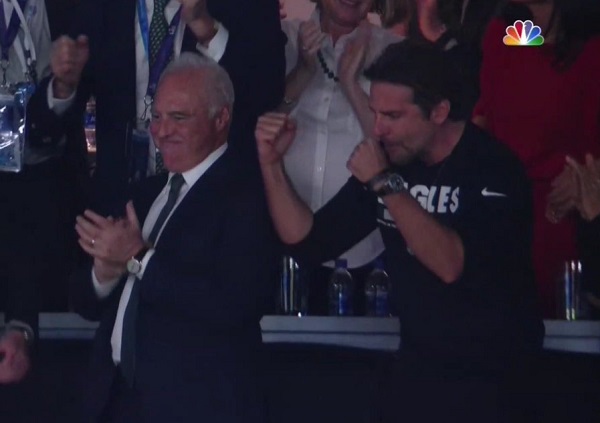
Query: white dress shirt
281 11 399 268
91 143 228 364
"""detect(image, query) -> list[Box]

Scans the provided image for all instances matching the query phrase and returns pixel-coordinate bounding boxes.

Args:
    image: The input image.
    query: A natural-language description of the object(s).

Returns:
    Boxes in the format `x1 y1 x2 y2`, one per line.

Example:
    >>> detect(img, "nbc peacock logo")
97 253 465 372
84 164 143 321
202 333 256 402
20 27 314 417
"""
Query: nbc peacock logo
503 20 544 46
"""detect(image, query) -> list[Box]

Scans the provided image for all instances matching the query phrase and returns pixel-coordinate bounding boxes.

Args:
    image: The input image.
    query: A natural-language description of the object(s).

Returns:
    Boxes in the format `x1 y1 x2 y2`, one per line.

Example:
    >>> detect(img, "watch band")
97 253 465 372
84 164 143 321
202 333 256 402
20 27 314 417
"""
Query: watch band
374 172 406 197
134 246 150 261
367 169 391 192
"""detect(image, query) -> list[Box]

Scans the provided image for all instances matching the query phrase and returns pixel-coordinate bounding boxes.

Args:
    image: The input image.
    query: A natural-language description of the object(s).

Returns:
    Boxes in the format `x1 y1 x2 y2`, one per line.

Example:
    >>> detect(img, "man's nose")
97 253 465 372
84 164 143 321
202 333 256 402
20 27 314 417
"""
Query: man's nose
151 118 172 138
373 115 386 138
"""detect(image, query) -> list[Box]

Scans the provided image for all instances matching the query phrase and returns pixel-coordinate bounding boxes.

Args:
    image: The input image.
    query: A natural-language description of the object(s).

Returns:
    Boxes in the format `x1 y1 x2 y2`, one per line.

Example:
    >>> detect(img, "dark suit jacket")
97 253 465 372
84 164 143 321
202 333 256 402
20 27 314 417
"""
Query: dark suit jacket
71 149 280 422
28 0 285 216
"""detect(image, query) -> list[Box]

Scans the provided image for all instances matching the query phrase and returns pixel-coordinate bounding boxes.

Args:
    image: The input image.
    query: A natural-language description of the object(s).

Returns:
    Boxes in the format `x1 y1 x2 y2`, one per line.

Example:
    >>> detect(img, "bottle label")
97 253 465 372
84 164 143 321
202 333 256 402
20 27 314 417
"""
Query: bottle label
365 289 376 316
375 291 388 317
339 292 354 316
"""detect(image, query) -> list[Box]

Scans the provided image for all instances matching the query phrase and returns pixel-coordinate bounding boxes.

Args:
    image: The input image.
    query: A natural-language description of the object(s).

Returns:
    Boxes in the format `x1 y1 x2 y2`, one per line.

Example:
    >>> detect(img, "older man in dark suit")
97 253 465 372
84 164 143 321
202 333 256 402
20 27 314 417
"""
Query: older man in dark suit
27 0 285 216
72 53 279 423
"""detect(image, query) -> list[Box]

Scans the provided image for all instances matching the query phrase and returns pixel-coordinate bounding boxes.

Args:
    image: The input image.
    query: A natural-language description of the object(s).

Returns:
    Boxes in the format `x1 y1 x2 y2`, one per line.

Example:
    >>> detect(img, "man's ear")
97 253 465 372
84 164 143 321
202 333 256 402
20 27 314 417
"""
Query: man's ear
430 99 450 124
214 106 231 132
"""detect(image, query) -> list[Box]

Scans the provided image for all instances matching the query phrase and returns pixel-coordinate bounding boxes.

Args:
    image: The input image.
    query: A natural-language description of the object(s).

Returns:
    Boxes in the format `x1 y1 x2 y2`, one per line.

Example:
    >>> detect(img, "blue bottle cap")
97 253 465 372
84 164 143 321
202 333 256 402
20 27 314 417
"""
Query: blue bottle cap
335 258 348 269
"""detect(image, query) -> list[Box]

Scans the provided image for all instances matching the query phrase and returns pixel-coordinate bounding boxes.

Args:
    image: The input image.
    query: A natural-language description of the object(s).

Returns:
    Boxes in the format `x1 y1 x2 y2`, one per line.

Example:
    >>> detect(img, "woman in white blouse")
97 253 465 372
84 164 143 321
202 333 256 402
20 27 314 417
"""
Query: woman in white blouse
279 0 399 314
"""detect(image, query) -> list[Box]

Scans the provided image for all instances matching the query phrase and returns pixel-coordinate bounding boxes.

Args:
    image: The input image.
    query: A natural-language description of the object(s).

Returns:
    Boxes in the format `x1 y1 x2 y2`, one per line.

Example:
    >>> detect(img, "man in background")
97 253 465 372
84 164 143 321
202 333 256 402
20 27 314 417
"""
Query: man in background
29 0 285 215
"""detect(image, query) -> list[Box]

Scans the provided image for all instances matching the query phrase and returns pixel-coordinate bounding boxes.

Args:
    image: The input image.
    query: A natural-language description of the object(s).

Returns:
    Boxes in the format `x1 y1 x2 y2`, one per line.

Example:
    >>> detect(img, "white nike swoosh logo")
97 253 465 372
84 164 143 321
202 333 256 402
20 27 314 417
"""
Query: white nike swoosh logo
481 187 507 197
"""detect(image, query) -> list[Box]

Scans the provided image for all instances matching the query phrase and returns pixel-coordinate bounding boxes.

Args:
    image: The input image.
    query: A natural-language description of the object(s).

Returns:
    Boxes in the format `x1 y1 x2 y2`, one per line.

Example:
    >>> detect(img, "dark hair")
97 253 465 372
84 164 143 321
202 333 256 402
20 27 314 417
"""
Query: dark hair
310 0 385 13
458 0 506 51
364 39 467 120
380 0 412 28
502 0 600 69
381 0 460 41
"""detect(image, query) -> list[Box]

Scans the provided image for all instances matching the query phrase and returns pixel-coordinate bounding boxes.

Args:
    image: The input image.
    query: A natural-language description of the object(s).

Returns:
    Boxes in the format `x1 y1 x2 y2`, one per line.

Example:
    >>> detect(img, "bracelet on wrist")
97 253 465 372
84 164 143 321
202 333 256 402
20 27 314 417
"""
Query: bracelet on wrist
5 321 34 347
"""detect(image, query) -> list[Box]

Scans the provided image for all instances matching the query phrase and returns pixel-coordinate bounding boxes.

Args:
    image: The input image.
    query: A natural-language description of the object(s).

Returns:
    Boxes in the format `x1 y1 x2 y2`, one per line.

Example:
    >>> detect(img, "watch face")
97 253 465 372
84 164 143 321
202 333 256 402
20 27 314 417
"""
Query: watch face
385 174 405 193
127 258 142 275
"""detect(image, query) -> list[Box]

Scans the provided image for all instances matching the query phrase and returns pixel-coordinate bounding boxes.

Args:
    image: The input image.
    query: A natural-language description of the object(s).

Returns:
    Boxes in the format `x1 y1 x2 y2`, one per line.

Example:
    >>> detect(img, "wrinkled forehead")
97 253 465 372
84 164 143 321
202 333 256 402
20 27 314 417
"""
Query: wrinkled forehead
369 81 416 105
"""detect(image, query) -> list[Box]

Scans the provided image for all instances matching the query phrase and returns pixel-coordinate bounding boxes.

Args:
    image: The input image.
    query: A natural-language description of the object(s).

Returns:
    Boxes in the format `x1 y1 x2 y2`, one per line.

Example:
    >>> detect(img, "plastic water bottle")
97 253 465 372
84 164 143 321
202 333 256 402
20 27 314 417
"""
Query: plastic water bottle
365 266 377 317
84 96 96 151
328 259 354 316
365 258 390 317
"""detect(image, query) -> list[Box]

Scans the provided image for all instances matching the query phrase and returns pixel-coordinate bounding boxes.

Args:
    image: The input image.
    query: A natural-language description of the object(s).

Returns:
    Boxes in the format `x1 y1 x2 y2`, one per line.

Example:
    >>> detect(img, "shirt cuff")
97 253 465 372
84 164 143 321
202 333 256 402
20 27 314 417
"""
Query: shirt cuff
196 21 229 62
47 77 76 115
136 249 155 280
92 269 120 299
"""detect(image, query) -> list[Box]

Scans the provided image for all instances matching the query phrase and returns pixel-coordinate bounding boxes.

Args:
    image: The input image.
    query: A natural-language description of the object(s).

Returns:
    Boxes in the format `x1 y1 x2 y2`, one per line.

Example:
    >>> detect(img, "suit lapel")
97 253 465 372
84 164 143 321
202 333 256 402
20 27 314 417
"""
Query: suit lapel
153 150 234 247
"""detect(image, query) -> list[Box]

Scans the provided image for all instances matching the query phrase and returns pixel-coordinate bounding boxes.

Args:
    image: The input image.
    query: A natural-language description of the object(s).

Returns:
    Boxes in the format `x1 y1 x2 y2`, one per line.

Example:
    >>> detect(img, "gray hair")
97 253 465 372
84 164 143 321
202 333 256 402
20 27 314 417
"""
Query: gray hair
160 52 235 118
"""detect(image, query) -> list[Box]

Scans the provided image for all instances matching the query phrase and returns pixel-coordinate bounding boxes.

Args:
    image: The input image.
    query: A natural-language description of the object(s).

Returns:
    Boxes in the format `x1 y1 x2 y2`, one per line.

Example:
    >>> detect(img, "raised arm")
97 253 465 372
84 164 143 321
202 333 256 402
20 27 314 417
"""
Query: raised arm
255 112 313 244
337 22 375 136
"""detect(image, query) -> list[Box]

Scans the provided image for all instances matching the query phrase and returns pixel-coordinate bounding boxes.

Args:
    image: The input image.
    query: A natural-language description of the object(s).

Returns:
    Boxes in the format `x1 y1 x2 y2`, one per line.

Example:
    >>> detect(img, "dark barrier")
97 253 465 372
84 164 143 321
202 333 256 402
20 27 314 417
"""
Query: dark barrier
1 341 599 423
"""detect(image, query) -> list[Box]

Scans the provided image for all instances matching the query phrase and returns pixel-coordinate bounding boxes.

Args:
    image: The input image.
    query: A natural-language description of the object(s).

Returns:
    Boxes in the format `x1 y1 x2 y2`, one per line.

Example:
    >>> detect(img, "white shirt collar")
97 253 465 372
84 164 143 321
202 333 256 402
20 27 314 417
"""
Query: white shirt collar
170 142 228 189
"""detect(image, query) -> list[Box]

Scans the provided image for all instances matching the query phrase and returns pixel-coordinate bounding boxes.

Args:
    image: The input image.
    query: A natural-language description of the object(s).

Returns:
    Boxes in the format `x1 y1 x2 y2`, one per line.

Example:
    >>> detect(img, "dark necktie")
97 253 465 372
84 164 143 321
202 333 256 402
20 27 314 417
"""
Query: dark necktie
149 0 170 174
120 173 185 386
149 0 169 66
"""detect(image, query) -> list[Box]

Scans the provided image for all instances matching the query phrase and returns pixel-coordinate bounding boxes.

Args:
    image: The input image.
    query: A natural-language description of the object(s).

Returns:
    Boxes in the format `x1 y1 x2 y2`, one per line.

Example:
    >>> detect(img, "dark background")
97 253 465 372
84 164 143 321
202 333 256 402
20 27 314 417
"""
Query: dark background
1 340 599 423
47 0 80 40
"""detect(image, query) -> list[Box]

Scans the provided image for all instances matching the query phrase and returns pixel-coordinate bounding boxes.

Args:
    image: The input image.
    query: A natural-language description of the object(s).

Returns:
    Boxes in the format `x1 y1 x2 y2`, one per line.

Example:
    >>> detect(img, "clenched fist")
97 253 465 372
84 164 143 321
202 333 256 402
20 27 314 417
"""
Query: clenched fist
255 112 297 167
347 137 389 183
177 0 218 45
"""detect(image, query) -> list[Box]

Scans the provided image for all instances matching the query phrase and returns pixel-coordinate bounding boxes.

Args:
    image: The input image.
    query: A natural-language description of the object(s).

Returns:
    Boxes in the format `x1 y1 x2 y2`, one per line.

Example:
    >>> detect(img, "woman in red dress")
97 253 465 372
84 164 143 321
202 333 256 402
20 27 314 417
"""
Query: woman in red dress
473 0 600 317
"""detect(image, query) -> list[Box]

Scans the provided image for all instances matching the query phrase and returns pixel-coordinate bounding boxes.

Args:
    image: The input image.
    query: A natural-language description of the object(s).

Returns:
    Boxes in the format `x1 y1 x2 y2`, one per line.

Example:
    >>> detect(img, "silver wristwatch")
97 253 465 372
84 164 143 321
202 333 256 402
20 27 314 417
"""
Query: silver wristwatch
126 247 150 276
368 171 406 197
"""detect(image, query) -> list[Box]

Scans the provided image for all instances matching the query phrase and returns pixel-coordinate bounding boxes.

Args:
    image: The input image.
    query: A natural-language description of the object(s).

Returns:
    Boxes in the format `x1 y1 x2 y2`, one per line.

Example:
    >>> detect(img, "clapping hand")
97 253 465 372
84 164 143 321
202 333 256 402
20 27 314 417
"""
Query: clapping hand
75 202 146 282
0 331 30 384
297 20 326 73
338 20 371 86
546 165 578 223
566 153 600 221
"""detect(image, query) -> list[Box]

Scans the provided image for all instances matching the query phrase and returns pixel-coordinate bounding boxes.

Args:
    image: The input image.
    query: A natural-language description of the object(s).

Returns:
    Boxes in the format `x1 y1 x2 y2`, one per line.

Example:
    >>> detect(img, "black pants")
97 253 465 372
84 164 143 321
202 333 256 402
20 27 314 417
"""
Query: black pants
99 368 143 423
373 351 539 423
